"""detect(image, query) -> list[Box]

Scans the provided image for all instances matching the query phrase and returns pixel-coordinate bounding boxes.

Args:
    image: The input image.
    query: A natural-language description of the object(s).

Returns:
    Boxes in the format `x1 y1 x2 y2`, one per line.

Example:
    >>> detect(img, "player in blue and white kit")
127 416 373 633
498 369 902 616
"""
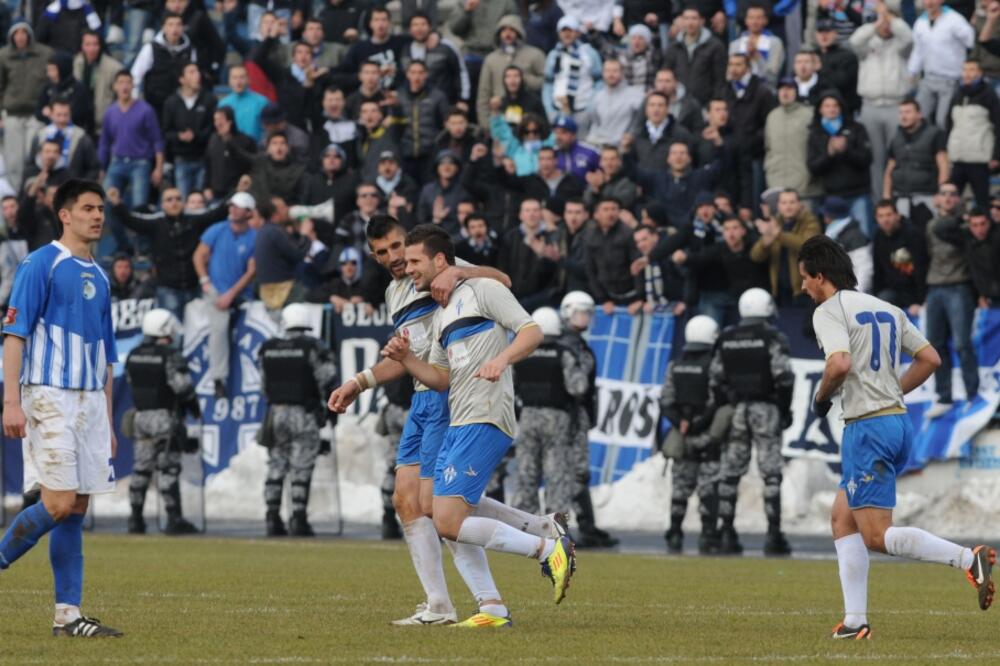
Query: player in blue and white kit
799 235 994 640
0 179 123 637
327 216 565 626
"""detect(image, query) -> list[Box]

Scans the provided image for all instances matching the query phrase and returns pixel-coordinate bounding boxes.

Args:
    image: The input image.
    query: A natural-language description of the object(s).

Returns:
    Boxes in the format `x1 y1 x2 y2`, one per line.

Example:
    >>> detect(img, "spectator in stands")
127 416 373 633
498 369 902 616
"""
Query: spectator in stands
821 195 874 293
925 183 981 414
973 0 1000 95
884 99 948 222
307 246 366 310
119 1 158 68
476 15 546 128
618 24 660 91
850 2 913 197
108 253 155 301
318 0 361 46
254 29 328 133
355 100 397 181
584 196 642 314
550 115 599 185
583 146 637 211
219 64 270 142
131 12 197 119
542 16 603 126
502 145 584 210
290 17 343 71
309 86 355 161
909 0 975 127
450 0 521 67
814 19 861 115
36 52 94 136
664 7 727 109
872 198 928 313
394 60 449 184
345 62 386 120
946 58 1000 211
630 223 688 315
205 106 256 203
417 151 468 238
434 107 481 164
0 20 53 191
36 0 101 54
302 144 357 221
228 131 307 207
627 91 699 172
22 139 69 199
99 70 164 225
0 196 28 310
256 104 308 164
73 31 122 139
255 196 320 314
399 12 466 107
374 150 419 209
807 0 862 46
162 63 216 198
498 196 560 309
954 208 1000 307
554 197 591 293
456 211 501 267
807 90 873 234
15 181 58 250
29 98 100 181
765 78 822 202
584 59 644 147
721 53 776 217
490 103 550 176
684 216 770 323
167 0 225 85
655 67 705 134
493 65 546 134
109 185 228 320
336 183 384 259
729 3 784 88
193 191 258 399
334 6 404 92
750 188 822 304
638 141 723 228
791 49 823 106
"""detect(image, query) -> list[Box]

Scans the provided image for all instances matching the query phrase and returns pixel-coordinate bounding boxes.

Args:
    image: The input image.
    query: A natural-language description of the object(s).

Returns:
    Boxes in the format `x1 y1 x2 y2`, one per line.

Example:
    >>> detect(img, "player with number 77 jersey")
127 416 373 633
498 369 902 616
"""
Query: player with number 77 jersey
799 235 994 642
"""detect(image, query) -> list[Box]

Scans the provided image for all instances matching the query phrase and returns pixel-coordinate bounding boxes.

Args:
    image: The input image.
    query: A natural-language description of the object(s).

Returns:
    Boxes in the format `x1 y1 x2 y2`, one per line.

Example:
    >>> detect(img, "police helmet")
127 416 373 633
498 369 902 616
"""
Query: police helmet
738 287 775 319
684 315 719 346
559 290 595 321
141 308 181 339
531 307 562 336
281 303 313 331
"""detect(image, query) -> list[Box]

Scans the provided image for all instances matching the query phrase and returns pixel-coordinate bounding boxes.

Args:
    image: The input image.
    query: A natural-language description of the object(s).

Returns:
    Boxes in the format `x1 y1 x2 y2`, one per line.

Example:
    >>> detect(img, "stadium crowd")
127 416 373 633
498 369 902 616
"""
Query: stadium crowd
0 0 998 539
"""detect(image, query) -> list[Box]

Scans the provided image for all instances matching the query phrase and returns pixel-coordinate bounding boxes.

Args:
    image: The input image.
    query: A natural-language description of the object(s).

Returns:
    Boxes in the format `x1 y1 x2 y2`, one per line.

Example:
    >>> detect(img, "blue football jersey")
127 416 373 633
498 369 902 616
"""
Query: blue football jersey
2 241 117 391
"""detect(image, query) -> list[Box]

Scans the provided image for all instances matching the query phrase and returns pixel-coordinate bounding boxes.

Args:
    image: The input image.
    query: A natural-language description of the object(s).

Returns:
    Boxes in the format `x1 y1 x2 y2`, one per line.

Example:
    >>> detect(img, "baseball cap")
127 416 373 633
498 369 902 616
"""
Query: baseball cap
229 191 256 210
552 115 578 133
557 16 581 32
378 149 398 162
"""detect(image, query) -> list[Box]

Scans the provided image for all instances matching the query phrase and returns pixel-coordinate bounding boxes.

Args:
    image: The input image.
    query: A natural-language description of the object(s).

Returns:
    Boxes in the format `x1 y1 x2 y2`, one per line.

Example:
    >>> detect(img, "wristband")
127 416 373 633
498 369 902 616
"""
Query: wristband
354 368 377 391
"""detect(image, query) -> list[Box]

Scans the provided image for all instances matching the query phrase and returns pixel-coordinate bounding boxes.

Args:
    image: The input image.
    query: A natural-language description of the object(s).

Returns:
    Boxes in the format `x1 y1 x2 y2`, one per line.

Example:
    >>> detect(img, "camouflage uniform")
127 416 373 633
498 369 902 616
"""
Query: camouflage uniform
259 331 338 529
710 317 794 551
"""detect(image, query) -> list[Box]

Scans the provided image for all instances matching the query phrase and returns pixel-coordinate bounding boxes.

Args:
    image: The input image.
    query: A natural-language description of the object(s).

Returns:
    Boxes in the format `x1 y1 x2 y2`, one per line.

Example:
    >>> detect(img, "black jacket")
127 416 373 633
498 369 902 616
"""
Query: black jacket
456 234 501 267
807 93 872 198
719 75 776 159
935 219 1000 301
687 238 769 299
498 225 560 302
302 168 359 222
663 30 727 109
872 220 929 307
583 220 642 304
818 44 860 115
205 130 257 196
115 202 229 290
161 88 217 161
253 37 321 131
35 52 94 135
629 117 708 172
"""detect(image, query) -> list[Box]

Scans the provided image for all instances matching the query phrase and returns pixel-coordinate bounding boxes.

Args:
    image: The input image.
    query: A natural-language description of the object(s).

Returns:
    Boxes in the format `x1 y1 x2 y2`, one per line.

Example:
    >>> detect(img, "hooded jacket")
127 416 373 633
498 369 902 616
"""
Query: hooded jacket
945 78 1000 163
36 51 95 134
130 30 197 116
765 101 823 198
806 91 873 198
448 0 521 56
664 27 727 108
0 22 53 116
73 49 123 135
477 15 547 128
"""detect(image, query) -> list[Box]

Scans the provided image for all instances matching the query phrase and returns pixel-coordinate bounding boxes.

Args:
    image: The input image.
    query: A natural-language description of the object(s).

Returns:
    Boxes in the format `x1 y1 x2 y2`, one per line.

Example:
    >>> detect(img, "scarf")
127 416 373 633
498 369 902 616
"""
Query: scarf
554 40 583 106
735 31 774 64
646 118 670 143
731 73 751 98
42 123 72 169
644 262 667 306
44 0 101 30
821 116 843 136
377 171 401 194
290 63 307 84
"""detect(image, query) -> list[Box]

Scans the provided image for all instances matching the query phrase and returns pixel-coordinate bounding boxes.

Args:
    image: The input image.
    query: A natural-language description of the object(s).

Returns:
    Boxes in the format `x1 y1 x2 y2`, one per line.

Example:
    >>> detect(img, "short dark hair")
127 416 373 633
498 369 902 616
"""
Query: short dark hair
464 212 488 228
323 84 343 97
114 69 132 83
162 12 183 24
722 216 743 226
798 235 858 291
596 195 622 209
50 95 71 109
406 59 428 71
633 222 658 236
365 213 405 242
266 130 288 144
968 207 988 219
875 198 897 213
405 224 455 265
408 10 431 26
729 53 750 66
446 106 467 121
538 146 556 157
53 178 105 214
899 98 920 112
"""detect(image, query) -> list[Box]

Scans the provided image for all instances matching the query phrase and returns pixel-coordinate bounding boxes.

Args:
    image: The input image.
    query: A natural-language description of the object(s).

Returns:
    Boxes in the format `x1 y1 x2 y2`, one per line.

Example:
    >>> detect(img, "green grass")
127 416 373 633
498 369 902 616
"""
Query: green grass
0 535 997 664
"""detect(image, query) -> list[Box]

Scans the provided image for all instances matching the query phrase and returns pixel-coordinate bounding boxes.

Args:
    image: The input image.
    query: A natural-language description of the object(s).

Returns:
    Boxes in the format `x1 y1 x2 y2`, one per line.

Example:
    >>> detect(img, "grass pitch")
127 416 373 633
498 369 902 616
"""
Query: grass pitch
0 534 997 665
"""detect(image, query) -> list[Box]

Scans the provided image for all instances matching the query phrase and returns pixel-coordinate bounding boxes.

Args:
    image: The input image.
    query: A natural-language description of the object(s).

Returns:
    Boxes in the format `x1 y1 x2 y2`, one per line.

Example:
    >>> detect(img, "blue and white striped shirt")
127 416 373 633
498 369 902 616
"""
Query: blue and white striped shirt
2 241 117 391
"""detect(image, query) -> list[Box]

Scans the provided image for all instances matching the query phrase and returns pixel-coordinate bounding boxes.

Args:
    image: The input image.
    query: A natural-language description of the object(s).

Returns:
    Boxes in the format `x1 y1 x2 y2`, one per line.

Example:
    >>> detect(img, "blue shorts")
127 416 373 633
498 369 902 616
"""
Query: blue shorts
433 423 513 505
839 413 913 510
396 389 450 478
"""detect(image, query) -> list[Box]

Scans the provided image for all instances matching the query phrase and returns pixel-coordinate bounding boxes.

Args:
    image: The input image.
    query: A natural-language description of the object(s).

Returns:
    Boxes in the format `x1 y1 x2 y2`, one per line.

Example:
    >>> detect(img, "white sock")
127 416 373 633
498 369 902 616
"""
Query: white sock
457 516 544 558
480 603 509 618
54 604 81 625
402 517 454 614
834 533 869 628
474 496 553 537
883 526 974 570
444 539 501 606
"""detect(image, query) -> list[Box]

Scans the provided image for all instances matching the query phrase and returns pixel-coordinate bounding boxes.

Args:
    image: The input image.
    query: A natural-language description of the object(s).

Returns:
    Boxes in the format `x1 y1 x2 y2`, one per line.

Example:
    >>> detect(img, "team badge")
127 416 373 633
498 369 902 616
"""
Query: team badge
846 478 857 497
3 306 16 326
443 464 457 485
82 279 97 300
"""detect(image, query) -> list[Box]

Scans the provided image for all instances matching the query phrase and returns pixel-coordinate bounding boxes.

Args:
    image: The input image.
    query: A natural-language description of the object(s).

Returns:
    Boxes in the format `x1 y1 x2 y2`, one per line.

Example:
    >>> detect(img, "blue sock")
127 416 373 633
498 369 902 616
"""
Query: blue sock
0 502 58 569
50 513 84 607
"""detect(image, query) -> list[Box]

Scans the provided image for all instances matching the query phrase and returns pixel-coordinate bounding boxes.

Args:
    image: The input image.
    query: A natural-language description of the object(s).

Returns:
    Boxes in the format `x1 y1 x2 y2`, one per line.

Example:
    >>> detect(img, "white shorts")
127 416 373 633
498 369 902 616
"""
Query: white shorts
21 385 115 495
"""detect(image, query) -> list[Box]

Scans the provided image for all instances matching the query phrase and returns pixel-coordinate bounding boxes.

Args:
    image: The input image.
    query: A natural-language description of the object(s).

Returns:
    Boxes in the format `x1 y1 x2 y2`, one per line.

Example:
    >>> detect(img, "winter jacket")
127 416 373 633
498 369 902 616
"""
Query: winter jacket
629 118 706 172
583 220 642 303
688 239 770 299
728 31 785 87
497 87 546 131
161 89 217 161
817 43 860 115
28 124 99 180
490 113 556 176
806 93 873 198
934 224 1000 300
416 179 469 239
497 224 560 301
764 102 823 198
448 0 521 56
908 6 975 79
583 82 645 146
946 78 1000 163
35 52 94 134
355 125 400 182
750 210 822 298
204 131 257 197
655 218 727 297
301 168 359 222
399 38 465 105
35 3 97 55
926 214 972 286
131 30 197 117
73 52 122 134
719 75 776 160
886 120 947 196
637 148 725 228
663 28 727 109
227 139 307 205
477 15 547 128
872 220 928 306
253 37 320 132
542 39 604 119
849 18 913 104
394 84 450 159
583 172 639 211
0 22 53 116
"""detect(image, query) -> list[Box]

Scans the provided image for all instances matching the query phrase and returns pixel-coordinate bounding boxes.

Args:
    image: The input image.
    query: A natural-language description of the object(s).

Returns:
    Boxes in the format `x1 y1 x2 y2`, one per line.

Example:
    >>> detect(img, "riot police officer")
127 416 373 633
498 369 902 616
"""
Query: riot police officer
258 303 338 537
125 309 202 535
660 315 725 555
376 377 413 540
710 288 794 556
559 291 618 548
512 307 580 519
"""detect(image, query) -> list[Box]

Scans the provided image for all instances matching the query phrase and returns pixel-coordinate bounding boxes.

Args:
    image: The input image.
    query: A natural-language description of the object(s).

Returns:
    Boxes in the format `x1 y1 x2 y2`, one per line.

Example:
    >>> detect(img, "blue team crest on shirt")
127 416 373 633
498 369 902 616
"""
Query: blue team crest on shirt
82 279 97 300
